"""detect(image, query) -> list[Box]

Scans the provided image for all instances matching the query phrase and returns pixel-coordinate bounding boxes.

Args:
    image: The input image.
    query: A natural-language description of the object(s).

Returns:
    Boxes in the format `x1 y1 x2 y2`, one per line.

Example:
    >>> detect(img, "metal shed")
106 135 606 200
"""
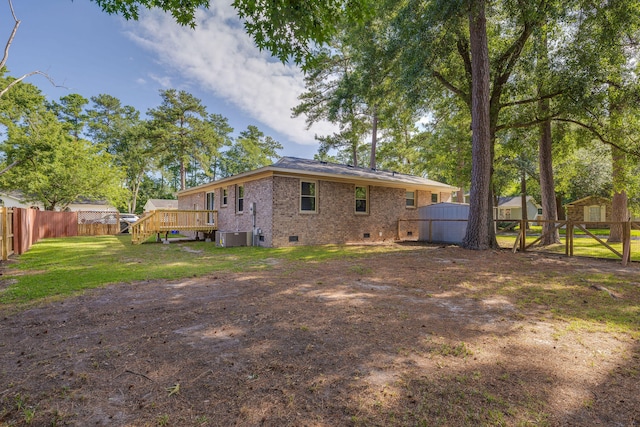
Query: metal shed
419 203 469 244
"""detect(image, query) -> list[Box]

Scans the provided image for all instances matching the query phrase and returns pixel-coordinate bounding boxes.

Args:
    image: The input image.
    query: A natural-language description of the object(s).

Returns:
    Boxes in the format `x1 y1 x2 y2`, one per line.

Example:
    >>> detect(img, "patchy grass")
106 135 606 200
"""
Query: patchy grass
0 236 406 308
496 234 640 262
0 244 638 426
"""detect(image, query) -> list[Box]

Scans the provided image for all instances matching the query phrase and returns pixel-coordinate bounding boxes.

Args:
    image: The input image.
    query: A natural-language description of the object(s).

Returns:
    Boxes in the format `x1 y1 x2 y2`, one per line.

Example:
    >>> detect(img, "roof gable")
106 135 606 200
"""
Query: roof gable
497 196 540 208
564 196 611 207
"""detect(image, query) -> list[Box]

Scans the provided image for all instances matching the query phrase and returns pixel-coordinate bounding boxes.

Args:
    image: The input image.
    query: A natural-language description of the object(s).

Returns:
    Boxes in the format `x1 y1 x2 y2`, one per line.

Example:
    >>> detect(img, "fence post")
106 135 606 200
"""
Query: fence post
622 220 631 266
568 220 574 257
1 207 5 260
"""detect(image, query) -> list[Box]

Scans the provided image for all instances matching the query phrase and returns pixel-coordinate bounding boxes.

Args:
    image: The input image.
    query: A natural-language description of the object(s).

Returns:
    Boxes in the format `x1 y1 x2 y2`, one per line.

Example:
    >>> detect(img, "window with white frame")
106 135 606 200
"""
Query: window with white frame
406 191 416 208
355 186 368 213
588 205 602 222
222 188 228 207
300 180 317 212
431 193 439 203
236 185 244 213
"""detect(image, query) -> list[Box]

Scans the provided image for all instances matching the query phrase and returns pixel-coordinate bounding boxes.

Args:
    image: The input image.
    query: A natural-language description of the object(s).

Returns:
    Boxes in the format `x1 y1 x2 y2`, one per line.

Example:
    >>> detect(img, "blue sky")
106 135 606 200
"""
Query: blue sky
2 0 333 158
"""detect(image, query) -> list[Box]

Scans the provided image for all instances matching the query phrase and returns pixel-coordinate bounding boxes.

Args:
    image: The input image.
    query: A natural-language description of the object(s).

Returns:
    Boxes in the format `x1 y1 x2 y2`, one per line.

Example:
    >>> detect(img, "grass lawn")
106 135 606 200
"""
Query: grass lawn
496 233 640 262
511 225 640 237
0 235 401 307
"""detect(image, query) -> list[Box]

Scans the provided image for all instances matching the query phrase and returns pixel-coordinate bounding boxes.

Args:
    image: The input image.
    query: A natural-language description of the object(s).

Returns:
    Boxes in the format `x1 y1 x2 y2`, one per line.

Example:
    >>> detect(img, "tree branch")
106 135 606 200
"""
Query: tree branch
552 117 640 158
0 0 20 71
495 115 555 132
1 0 65 98
500 90 563 108
0 158 22 176
456 36 472 83
432 70 470 106
0 70 59 98
491 1 545 104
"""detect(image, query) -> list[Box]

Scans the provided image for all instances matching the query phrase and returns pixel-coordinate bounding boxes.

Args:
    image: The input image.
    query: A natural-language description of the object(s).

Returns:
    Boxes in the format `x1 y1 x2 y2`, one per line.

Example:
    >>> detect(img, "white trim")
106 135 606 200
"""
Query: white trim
299 179 318 214
355 185 369 215
236 184 244 214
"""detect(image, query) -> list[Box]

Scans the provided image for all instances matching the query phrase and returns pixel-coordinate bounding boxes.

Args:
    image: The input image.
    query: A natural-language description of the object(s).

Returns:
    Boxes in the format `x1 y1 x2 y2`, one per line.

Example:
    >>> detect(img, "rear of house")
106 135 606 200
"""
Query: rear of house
177 157 458 247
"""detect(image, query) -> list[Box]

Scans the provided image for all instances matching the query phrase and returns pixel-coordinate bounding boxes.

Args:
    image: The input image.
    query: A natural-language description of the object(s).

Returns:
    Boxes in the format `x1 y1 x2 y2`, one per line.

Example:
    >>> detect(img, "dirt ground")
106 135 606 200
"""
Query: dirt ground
1 245 639 426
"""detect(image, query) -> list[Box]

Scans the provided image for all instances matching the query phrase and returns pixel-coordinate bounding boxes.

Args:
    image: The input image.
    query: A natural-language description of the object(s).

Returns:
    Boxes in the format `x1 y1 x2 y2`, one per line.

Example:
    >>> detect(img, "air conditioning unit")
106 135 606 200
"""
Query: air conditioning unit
217 231 253 247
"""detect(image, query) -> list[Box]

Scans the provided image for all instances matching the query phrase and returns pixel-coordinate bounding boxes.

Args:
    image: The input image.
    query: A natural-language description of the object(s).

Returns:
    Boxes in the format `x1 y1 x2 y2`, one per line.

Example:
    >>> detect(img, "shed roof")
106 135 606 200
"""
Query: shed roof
179 157 459 196
145 199 178 209
497 196 540 208
564 195 610 207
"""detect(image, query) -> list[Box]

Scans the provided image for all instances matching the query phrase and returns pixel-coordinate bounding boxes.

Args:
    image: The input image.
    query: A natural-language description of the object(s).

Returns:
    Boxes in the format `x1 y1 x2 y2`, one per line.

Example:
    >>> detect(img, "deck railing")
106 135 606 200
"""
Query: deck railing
131 210 217 244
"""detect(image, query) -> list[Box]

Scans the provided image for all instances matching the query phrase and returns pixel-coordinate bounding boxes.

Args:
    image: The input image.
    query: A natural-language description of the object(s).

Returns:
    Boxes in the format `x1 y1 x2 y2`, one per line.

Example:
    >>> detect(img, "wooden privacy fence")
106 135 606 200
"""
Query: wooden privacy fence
10 208 79 257
77 211 123 236
0 208 126 260
0 207 14 260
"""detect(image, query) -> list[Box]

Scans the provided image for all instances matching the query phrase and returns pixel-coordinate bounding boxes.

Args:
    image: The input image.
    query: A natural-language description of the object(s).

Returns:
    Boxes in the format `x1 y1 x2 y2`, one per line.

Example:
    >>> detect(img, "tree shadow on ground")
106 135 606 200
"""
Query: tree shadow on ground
0 246 638 426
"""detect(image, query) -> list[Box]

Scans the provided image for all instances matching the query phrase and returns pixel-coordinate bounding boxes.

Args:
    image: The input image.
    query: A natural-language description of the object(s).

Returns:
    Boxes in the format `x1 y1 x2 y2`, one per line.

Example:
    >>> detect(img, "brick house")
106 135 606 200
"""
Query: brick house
564 196 612 227
177 157 458 247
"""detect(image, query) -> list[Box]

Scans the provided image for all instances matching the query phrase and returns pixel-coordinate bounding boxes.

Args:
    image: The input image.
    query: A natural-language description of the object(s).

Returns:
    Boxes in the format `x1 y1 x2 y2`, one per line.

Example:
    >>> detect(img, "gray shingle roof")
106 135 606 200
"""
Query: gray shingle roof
179 156 458 194
272 157 458 190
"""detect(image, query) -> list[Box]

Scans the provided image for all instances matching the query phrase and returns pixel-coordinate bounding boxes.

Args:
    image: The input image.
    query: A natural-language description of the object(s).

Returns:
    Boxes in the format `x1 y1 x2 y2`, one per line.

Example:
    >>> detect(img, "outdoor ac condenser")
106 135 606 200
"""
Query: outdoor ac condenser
217 231 253 247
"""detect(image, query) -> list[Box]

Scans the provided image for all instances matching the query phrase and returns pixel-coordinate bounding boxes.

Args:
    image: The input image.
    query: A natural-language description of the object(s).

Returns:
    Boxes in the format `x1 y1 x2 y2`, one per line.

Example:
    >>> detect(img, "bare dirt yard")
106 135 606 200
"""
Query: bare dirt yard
1 245 639 426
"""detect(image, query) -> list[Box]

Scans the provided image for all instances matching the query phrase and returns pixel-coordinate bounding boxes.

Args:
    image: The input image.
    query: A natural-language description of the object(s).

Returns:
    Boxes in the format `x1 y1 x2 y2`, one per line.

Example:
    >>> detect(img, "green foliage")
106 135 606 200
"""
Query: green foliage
0 108 127 210
554 145 613 203
46 93 89 140
219 125 282 177
87 94 151 212
90 0 209 28
147 89 232 190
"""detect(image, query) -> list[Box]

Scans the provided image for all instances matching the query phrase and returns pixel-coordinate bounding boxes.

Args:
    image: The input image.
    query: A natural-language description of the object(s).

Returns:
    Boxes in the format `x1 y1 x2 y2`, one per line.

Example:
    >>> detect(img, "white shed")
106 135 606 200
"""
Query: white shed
144 199 178 212
418 203 469 244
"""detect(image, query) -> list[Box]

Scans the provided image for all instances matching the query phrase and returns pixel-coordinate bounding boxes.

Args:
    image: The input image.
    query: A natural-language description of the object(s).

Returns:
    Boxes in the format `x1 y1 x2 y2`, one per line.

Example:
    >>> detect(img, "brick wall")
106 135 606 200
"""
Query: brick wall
180 179 275 246
270 176 422 247
566 197 611 227
178 176 443 247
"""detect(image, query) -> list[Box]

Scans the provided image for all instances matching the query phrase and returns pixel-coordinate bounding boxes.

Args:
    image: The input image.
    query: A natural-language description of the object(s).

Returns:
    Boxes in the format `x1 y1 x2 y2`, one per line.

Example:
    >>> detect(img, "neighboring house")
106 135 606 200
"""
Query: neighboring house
565 196 611 226
177 157 459 247
65 198 116 212
144 199 179 212
0 191 43 209
496 196 542 222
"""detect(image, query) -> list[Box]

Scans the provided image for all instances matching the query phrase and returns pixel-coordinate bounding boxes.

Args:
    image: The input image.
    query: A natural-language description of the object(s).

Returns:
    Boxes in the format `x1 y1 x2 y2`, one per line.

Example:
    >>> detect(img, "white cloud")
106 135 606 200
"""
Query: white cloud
125 3 334 146
148 73 173 88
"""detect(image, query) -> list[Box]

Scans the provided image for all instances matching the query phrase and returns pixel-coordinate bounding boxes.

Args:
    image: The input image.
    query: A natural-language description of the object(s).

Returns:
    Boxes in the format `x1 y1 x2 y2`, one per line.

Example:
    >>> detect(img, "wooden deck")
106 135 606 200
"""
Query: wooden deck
131 210 217 244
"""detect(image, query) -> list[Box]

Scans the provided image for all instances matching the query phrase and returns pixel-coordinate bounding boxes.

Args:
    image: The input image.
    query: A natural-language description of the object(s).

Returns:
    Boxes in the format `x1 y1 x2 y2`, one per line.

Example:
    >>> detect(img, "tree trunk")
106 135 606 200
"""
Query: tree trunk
538 114 559 244
520 168 528 227
608 147 628 243
556 194 565 220
537 25 560 245
462 0 492 250
180 159 186 191
607 84 628 243
456 185 465 203
370 108 378 170
456 143 466 203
